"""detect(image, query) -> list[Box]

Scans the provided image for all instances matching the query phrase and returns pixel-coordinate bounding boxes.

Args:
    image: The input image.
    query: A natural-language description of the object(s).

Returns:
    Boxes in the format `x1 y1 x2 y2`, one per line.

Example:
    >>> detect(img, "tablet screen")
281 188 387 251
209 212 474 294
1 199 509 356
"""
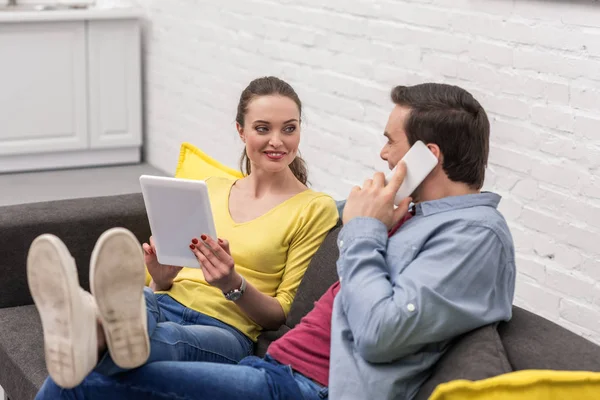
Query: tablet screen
140 175 217 268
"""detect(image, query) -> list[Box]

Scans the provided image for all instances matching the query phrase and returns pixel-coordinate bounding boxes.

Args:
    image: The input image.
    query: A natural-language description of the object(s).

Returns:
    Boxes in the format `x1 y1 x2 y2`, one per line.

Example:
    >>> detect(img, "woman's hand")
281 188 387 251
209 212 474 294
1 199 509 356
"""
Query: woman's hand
191 235 286 329
142 236 183 291
190 235 241 293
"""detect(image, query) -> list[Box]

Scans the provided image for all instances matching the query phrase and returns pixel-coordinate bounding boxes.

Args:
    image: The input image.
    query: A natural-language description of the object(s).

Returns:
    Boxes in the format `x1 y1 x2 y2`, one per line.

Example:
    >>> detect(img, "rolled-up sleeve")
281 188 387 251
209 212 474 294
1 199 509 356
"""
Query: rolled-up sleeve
337 218 515 364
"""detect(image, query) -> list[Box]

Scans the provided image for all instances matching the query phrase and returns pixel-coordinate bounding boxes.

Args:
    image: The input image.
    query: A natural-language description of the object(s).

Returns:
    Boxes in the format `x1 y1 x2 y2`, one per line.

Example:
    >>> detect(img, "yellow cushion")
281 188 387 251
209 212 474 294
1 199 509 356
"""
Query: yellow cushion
175 142 244 180
430 370 600 400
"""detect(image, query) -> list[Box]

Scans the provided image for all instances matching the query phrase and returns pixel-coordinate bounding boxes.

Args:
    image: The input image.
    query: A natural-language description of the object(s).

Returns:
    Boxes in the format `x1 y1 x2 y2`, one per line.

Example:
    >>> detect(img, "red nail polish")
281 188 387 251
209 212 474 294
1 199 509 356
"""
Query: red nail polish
192 238 198 244
201 234 207 240
189 244 195 249
218 239 224 244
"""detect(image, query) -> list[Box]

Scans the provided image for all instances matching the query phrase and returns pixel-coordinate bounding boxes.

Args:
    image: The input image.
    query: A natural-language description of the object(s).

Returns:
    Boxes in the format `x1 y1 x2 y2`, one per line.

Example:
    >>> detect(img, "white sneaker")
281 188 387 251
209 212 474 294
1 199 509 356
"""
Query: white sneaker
27 234 98 389
90 227 150 369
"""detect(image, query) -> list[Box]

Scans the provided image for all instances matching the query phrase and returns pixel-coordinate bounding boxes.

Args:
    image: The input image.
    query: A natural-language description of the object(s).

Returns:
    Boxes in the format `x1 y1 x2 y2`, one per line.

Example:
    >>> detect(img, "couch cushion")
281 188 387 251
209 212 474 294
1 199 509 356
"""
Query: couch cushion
0 305 47 400
415 324 512 400
0 193 151 309
286 224 341 329
498 306 600 372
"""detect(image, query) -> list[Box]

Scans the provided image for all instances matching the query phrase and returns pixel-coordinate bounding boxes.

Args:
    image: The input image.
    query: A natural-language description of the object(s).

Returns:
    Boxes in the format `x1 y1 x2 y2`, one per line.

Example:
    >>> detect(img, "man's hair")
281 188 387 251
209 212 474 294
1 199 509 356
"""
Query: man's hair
391 83 490 189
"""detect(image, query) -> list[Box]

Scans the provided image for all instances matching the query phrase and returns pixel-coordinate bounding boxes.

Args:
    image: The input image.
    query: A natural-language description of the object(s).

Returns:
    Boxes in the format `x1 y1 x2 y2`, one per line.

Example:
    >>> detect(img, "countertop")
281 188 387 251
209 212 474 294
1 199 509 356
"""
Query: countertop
0 5 141 22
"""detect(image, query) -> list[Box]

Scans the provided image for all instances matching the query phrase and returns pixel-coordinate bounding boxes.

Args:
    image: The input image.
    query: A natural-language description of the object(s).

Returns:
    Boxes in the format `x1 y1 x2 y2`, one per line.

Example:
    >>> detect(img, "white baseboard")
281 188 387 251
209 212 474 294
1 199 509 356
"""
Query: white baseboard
0 147 141 173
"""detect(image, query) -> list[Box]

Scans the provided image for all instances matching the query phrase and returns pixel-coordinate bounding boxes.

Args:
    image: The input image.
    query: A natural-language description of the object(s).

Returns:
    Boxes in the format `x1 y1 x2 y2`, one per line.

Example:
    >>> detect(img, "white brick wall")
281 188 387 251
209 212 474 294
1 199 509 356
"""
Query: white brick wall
104 0 600 343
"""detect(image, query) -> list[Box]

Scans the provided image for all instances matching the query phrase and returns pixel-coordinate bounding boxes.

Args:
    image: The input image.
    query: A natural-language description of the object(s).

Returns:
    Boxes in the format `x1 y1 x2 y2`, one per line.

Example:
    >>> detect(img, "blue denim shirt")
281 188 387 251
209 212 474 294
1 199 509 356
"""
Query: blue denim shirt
330 193 516 400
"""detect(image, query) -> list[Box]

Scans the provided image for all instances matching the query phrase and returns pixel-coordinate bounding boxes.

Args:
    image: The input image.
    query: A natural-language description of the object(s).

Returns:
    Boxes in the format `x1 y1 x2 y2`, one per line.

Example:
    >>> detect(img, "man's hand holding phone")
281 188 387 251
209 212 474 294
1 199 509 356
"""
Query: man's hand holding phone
343 161 412 230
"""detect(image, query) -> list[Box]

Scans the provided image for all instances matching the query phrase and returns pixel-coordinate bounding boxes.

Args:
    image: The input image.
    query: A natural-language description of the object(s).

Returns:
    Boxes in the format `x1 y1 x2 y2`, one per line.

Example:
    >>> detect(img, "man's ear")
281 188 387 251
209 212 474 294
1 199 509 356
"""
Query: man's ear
236 122 245 142
427 143 443 164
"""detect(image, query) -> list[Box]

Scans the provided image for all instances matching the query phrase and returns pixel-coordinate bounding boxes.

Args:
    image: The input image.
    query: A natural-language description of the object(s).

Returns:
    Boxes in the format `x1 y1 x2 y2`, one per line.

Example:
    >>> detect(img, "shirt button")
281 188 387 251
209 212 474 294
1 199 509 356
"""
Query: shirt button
407 303 416 312
339 240 344 248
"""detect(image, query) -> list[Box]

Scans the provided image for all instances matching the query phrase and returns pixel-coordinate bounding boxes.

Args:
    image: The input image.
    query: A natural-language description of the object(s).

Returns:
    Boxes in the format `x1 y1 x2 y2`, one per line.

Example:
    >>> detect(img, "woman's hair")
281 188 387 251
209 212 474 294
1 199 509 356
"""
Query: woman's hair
236 76 308 185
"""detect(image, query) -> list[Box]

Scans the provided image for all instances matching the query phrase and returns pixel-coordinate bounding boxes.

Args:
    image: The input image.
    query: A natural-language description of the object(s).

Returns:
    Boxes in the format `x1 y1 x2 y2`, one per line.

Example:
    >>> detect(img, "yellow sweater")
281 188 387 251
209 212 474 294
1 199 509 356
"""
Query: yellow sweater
152 177 339 341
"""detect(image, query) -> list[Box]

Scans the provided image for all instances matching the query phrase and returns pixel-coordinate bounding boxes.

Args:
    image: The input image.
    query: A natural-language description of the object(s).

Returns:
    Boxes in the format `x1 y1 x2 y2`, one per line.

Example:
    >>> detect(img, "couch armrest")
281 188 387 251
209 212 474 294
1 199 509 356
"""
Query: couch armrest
499 306 600 372
0 193 151 309
255 325 291 358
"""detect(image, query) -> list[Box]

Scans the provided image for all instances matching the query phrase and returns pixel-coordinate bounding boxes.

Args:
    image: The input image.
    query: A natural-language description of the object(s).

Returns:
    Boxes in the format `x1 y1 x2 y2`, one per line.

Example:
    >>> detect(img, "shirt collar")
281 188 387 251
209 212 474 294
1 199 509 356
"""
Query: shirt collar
412 192 501 217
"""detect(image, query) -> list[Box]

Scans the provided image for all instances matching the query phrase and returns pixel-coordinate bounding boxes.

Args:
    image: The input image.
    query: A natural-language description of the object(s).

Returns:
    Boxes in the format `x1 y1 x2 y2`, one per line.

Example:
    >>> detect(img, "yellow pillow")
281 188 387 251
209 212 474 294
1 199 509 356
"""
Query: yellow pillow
430 370 600 400
175 142 244 180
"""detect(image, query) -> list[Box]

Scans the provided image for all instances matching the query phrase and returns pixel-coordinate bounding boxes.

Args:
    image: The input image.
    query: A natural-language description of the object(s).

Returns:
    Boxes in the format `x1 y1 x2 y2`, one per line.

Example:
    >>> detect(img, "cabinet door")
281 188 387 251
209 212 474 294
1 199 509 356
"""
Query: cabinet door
0 22 88 156
88 19 142 149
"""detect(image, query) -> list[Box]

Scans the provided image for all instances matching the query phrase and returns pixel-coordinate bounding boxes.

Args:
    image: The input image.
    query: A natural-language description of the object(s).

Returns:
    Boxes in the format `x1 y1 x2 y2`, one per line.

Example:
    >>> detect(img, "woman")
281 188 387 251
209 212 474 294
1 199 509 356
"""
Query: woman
28 76 339 391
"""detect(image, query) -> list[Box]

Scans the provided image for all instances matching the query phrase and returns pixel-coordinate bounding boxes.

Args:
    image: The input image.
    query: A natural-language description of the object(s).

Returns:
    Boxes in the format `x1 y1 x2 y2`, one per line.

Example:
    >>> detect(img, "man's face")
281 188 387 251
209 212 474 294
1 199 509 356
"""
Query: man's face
380 105 412 170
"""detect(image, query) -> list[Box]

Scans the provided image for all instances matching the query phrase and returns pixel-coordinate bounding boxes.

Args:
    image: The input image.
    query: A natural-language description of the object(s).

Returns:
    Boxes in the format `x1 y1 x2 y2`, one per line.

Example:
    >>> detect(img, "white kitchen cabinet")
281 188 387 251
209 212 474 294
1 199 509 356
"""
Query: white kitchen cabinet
0 7 142 173
88 19 141 150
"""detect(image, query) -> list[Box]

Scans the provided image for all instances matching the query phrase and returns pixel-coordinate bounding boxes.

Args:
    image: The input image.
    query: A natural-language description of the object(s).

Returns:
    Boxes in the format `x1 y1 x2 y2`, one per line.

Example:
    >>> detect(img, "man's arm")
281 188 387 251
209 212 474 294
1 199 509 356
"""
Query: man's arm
336 218 515 363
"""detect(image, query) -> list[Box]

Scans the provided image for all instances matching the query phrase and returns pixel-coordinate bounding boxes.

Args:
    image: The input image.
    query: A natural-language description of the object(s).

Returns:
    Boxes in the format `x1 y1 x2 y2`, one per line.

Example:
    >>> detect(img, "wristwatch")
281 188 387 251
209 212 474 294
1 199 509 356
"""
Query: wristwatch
223 275 246 301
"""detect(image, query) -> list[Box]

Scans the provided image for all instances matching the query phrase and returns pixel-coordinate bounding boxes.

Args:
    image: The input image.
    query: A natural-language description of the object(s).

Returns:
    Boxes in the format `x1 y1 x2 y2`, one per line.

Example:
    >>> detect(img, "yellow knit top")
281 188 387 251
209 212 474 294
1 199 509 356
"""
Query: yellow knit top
151 176 338 341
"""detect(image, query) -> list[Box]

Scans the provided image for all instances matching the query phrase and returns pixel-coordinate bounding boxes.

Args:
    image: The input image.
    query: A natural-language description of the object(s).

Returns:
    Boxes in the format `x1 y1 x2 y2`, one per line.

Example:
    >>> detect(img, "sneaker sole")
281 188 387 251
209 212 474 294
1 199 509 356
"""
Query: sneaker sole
90 228 149 369
27 234 96 388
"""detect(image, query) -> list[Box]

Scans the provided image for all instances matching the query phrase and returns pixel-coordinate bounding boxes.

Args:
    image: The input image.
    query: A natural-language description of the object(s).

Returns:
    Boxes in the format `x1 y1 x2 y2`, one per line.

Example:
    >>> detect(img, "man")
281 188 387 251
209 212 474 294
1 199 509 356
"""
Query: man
36 83 515 400
329 83 515 399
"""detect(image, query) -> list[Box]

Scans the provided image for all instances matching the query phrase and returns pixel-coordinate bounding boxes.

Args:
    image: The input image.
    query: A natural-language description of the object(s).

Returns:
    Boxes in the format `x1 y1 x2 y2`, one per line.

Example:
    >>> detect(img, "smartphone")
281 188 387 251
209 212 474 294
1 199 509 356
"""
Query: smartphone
385 140 438 205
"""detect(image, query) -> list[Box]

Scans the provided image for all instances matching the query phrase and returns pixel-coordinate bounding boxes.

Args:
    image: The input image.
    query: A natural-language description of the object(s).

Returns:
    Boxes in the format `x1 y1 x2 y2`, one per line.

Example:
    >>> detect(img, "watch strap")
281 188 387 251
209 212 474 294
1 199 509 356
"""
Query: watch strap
223 275 246 300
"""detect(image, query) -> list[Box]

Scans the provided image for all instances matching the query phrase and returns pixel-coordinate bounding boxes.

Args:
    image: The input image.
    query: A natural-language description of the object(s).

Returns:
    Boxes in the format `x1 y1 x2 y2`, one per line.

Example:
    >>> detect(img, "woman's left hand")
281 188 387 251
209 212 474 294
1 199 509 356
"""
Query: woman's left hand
189 235 242 293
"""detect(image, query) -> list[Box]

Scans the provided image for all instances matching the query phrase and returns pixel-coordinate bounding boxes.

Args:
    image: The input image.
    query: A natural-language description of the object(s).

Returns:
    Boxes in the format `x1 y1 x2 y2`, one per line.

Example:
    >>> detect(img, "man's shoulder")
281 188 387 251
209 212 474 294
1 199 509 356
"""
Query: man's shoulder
455 204 512 242
423 197 510 232
398 204 514 253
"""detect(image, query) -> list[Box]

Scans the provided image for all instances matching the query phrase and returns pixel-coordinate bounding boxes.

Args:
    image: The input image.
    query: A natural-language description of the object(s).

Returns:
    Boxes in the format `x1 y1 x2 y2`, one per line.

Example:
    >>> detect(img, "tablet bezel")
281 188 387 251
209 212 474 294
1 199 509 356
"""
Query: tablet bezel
139 175 217 268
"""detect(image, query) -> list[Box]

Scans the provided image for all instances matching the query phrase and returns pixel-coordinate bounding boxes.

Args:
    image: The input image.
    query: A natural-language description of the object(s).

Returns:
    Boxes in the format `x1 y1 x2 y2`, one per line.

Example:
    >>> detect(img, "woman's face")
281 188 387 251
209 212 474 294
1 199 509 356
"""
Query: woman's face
237 95 301 175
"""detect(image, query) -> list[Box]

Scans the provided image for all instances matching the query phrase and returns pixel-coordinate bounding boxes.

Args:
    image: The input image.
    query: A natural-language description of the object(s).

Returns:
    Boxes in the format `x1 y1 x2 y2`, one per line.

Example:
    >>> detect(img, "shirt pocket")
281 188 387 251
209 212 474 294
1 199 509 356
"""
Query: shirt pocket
386 239 420 275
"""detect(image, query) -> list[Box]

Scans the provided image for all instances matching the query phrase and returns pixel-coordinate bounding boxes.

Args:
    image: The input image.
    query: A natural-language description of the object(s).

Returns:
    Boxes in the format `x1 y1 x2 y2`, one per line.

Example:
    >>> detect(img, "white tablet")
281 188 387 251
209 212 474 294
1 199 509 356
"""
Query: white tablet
139 175 217 268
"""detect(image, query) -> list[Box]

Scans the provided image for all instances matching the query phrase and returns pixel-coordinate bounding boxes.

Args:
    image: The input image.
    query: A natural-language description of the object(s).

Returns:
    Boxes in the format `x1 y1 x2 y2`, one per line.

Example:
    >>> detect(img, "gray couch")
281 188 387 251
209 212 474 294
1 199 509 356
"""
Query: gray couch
1 193 600 400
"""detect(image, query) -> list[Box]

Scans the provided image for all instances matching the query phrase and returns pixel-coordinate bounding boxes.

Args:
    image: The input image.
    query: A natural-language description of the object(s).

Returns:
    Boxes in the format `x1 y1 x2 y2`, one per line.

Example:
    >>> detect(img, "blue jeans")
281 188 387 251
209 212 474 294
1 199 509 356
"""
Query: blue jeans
94 287 253 375
36 355 329 399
